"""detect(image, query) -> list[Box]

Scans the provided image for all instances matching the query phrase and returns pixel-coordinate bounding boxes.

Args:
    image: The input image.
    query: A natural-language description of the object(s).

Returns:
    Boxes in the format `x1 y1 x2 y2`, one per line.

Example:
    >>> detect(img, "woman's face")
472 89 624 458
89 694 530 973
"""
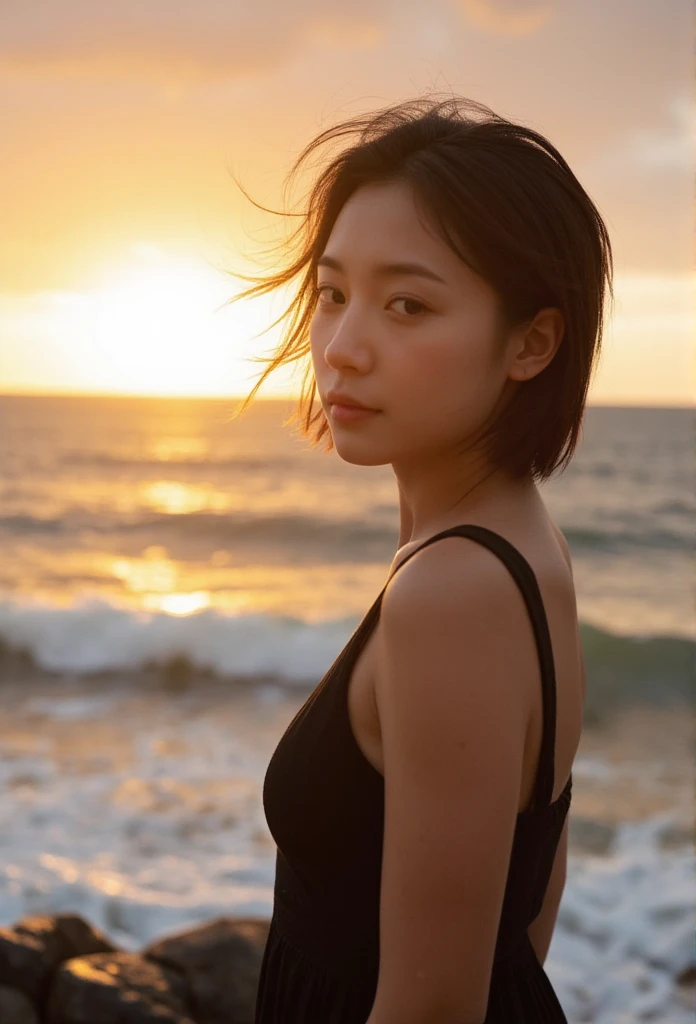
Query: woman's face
310 179 518 469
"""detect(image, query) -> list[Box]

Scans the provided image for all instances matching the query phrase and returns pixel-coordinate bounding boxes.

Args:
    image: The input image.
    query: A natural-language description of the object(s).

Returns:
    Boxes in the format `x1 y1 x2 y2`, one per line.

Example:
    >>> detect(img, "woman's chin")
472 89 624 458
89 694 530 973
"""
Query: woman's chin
331 440 391 468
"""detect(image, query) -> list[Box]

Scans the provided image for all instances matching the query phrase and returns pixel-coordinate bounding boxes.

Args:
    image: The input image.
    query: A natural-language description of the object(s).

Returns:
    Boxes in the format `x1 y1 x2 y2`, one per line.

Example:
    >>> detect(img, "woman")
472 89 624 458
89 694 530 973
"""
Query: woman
229 94 613 1023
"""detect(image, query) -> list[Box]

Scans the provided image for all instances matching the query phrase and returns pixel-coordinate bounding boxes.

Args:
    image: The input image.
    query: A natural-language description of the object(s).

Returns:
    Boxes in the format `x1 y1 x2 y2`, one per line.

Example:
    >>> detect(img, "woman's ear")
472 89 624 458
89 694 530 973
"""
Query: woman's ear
508 307 565 382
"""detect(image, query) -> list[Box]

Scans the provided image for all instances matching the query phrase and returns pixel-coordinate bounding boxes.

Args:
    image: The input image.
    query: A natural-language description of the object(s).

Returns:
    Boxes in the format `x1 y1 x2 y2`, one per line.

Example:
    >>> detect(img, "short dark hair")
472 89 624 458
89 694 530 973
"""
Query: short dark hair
223 93 614 480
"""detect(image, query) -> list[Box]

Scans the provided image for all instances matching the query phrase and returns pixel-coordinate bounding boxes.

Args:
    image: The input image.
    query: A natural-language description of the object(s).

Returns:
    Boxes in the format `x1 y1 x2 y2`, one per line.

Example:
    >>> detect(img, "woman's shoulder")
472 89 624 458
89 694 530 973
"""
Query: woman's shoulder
389 507 572 588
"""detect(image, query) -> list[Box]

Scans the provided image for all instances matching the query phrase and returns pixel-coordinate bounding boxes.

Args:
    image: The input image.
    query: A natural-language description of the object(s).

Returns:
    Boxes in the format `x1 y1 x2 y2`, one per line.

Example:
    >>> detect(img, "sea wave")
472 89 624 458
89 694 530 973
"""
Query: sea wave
60 451 282 472
0 509 690 555
561 525 692 553
0 510 391 551
0 596 691 719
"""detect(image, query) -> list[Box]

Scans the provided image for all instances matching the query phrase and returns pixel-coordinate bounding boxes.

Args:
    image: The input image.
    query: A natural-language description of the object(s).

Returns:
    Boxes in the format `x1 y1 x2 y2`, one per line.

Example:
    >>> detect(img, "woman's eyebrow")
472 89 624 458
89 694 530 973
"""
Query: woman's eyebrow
316 254 447 285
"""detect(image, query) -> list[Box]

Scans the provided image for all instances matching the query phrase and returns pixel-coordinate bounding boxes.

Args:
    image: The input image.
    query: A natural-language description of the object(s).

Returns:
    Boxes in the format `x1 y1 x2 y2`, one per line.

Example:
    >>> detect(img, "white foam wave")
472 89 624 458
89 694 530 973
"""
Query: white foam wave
0 593 351 683
0 693 692 1022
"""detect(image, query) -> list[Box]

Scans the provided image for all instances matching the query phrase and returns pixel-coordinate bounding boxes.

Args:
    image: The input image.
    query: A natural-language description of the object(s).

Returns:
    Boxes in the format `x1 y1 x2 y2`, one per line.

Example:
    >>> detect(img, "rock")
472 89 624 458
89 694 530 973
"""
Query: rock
658 823 695 850
143 916 271 1024
677 964 696 987
0 911 272 1022
0 912 118 1006
0 983 40 1024
46 950 196 1024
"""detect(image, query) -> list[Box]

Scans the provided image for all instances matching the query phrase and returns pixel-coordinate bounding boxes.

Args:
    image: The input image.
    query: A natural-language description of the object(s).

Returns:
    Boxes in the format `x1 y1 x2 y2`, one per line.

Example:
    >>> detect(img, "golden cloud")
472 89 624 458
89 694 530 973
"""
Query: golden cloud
0 1 385 83
456 0 556 35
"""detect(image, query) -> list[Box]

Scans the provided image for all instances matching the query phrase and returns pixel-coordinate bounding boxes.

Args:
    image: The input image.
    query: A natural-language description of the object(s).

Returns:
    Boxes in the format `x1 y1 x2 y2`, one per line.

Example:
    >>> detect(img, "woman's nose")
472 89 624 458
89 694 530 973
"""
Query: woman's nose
322 308 373 371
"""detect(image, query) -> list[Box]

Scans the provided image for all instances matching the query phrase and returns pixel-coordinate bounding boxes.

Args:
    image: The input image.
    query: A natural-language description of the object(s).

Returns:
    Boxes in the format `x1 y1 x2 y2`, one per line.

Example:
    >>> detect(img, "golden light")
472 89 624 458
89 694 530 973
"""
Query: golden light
86 244 277 396
109 543 276 617
111 554 178 593
156 592 213 615
146 437 211 462
111 548 214 615
142 481 231 515
0 242 299 398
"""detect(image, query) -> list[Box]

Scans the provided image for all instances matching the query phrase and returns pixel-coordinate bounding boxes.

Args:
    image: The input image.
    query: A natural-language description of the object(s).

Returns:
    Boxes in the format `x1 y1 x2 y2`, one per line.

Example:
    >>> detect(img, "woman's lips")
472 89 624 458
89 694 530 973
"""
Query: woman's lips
330 403 381 423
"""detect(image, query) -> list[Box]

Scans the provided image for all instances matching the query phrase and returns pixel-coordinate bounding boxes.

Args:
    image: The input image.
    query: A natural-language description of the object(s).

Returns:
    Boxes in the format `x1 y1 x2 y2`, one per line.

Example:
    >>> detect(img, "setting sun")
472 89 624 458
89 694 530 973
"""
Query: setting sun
0 243 297 398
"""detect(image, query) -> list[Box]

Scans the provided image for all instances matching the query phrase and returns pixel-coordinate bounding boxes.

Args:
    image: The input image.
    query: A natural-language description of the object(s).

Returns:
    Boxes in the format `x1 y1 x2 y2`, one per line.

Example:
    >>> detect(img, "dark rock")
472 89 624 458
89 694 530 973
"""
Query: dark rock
159 655 195 693
0 983 40 1024
677 964 696 987
658 823 694 850
0 912 118 1005
46 950 196 1024
143 916 271 1024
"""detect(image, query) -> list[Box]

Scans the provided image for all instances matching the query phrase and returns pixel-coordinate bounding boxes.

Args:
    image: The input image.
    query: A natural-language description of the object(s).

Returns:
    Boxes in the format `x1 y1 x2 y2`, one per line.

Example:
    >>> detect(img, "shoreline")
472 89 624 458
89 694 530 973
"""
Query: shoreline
0 664 692 839
0 665 693 1021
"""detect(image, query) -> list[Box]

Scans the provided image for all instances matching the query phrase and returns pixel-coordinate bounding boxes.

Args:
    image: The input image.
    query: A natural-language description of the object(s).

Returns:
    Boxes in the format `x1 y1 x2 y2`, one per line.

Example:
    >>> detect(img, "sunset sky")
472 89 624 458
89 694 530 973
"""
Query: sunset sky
1 0 692 405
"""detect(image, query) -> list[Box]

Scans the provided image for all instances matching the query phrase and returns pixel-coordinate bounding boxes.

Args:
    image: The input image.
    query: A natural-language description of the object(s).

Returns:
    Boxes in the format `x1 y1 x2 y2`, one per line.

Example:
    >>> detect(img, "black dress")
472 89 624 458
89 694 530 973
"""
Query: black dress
255 524 572 1023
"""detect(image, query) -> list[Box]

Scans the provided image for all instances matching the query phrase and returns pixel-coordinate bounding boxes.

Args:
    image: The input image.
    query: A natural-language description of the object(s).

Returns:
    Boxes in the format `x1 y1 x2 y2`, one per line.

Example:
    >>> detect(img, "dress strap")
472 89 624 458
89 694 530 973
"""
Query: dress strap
380 524 558 810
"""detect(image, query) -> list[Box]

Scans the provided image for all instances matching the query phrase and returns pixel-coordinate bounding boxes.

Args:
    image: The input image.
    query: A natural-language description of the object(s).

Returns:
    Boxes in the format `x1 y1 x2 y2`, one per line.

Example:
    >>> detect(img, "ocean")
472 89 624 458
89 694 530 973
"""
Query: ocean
0 395 693 1022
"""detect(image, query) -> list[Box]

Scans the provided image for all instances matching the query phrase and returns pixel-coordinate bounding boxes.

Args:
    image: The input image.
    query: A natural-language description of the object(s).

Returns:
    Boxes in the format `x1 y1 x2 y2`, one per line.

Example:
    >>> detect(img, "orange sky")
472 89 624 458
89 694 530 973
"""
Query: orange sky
0 0 693 404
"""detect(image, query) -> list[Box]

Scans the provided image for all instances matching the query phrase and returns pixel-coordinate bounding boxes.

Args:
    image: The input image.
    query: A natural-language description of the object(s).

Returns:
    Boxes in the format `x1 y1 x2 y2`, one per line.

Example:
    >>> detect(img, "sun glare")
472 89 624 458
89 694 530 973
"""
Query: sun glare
1 243 298 398
157 592 212 616
86 244 286 396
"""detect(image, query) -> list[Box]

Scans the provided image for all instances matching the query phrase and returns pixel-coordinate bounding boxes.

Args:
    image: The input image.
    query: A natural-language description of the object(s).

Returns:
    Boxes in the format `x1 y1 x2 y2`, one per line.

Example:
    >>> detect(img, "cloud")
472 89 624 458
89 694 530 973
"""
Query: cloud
0 0 388 82
455 0 557 35
586 96 694 176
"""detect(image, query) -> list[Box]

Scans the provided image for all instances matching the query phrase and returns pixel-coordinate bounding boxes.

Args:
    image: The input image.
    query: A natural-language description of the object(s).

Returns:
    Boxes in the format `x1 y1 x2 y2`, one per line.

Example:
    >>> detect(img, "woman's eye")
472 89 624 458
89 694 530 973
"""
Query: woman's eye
315 285 344 306
314 286 427 317
391 297 427 317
